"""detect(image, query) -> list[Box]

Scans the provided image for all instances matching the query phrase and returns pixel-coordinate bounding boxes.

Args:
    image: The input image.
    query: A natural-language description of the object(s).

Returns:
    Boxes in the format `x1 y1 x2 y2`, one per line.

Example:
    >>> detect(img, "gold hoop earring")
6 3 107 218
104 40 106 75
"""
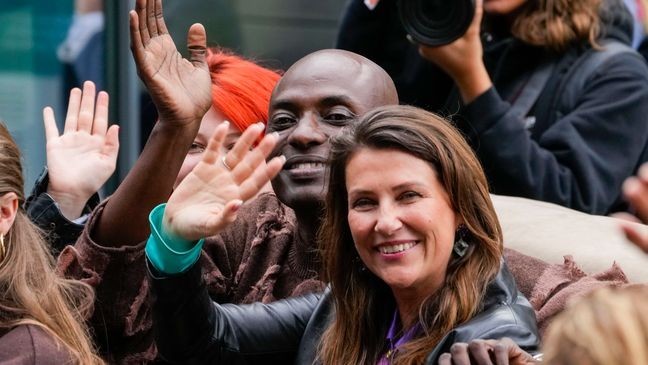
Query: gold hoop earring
0 233 5 261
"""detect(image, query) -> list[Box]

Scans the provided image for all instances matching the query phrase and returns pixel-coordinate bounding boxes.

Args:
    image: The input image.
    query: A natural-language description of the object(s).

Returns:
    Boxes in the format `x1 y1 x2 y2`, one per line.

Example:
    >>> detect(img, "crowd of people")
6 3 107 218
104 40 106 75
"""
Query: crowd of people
1 0 648 364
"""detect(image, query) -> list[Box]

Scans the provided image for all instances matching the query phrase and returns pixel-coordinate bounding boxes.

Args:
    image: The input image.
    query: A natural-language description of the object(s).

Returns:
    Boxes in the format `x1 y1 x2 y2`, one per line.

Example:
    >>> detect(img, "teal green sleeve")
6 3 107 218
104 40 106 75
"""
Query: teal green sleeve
145 204 205 275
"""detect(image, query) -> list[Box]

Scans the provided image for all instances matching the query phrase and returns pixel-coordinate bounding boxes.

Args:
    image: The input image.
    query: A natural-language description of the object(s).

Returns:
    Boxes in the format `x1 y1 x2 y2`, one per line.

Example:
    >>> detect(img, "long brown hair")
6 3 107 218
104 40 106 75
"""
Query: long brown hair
511 0 602 52
543 286 648 365
318 105 502 364
0 123 103 364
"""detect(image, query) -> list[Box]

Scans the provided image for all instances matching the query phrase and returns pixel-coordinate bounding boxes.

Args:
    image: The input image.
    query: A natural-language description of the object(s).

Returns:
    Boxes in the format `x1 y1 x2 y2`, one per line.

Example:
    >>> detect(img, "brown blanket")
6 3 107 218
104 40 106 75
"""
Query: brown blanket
504 248 630 336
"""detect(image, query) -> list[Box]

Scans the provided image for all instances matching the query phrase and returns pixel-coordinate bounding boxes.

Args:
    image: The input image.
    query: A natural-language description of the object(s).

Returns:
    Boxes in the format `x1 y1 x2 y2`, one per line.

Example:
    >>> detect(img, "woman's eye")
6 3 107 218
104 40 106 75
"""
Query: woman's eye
399 191 422 201
351 198 375 210
188 142 205 154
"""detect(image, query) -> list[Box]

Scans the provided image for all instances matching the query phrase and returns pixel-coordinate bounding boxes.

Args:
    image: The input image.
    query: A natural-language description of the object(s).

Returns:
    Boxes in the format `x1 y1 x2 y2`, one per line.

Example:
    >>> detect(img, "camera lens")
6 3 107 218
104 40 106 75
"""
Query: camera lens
398 0 475 46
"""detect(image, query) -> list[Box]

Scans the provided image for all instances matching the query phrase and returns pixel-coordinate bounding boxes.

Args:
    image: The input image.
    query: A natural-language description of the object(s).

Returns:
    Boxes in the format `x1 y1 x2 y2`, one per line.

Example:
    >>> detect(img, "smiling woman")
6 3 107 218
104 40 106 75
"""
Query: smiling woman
319 104 533 364
147 104 539 364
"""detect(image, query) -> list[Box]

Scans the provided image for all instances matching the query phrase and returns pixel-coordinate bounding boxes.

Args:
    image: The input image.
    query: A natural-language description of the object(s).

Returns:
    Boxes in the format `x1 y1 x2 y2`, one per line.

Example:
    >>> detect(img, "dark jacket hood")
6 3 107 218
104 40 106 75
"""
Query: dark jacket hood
600 0 634 45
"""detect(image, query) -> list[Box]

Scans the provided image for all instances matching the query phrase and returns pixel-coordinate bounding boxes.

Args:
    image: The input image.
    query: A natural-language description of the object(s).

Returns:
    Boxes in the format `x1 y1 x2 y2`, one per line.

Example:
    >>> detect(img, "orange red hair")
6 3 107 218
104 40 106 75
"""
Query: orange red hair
206 48 281 133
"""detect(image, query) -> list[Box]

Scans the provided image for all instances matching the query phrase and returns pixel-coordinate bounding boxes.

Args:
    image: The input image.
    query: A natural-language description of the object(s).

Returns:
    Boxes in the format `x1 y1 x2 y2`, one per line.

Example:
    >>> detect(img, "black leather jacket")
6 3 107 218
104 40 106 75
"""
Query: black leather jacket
24 168 101 254
150 261 539 364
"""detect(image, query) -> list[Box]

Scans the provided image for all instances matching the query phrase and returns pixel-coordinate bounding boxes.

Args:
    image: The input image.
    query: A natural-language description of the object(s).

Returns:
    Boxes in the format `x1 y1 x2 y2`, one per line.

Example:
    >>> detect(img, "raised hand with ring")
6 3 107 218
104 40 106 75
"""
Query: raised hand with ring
163 121 284 241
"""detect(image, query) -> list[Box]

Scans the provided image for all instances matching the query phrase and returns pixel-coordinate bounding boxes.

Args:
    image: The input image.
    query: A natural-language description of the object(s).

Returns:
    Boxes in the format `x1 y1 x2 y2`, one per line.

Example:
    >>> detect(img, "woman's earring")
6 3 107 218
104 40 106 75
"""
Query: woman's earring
0 233 5 261
453 225 470 258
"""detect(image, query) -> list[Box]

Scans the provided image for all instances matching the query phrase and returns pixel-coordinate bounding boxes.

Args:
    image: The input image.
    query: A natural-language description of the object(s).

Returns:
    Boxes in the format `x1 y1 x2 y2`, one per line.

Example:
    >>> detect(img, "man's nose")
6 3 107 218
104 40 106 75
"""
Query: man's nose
287 114 327 149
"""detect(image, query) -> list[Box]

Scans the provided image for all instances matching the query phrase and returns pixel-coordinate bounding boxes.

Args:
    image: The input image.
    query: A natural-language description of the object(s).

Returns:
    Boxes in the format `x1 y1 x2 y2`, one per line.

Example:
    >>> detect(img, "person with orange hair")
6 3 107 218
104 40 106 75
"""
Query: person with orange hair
174 47 280 186
25 47 280 254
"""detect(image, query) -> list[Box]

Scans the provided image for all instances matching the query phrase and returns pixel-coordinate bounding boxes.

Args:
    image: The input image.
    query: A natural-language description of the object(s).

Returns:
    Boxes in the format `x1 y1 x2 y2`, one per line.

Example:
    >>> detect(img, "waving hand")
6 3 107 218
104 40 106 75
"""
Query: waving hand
44 81 119 220
129 0 212 127
164 123 285 241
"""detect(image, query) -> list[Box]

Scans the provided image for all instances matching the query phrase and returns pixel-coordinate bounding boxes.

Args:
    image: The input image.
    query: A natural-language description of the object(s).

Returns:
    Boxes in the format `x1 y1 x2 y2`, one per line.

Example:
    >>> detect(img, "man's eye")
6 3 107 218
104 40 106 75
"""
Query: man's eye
269 115 296 131
323 112 354 125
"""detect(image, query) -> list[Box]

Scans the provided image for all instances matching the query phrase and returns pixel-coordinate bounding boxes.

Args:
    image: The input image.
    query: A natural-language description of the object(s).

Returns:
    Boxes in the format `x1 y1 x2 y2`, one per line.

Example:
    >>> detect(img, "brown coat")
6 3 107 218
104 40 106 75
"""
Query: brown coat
56 193 325 364
0 325 73 365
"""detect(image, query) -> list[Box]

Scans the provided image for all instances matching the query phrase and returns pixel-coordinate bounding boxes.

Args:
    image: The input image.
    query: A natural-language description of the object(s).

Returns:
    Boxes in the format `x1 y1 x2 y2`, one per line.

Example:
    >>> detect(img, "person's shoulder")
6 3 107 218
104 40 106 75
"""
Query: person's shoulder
580 40 648 80
0 324 73 365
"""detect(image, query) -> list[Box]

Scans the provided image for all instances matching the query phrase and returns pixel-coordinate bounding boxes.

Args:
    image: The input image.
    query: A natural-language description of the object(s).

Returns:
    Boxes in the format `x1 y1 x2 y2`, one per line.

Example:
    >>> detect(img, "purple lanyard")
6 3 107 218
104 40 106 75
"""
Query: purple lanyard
377 310 421 365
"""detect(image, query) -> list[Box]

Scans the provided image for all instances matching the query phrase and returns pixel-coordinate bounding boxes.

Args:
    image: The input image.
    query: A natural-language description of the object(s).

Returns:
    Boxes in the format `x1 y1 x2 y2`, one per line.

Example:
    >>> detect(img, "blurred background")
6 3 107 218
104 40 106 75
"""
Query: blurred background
0 0 347 193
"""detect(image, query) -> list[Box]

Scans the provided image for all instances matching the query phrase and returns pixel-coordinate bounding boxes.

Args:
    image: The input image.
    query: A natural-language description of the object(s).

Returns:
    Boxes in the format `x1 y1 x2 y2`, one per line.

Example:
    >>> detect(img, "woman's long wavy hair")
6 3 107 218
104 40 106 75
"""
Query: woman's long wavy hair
318 105 503 364
511 0 602 52
0 124 103 364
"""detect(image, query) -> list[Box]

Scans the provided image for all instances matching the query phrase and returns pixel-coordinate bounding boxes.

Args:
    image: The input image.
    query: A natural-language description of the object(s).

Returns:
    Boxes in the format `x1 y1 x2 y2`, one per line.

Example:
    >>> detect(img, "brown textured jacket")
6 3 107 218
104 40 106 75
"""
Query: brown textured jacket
56 193 325 364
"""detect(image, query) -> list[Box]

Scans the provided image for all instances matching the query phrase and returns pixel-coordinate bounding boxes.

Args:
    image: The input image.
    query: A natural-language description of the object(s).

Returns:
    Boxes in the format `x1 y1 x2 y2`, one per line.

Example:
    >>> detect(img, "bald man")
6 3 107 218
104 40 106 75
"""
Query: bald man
58 33 398 365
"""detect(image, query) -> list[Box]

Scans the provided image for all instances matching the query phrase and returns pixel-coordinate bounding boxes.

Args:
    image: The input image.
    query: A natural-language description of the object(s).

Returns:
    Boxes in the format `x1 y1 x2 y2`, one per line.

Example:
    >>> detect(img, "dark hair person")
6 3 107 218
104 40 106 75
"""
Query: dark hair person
0 123 103 364
147 105 539 364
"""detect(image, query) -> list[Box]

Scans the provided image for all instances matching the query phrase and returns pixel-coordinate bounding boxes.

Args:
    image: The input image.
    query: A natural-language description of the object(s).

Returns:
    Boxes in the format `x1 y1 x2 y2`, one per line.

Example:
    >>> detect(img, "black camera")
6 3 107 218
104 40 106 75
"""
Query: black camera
397 0 475 46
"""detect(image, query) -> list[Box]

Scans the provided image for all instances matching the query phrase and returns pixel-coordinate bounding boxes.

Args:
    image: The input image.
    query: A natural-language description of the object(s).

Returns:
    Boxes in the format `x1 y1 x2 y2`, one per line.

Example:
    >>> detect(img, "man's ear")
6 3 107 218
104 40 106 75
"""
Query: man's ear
0 192 19 236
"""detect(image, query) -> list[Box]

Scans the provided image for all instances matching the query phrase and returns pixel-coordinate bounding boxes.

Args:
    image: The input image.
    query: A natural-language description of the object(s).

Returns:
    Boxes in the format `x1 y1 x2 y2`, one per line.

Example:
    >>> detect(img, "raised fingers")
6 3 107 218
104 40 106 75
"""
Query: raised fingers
63 87 82 133
222 122 265 170
129 10 146 67
92 91 109 136
77 81 97 133
239 155 285 201
201 122 230 165
230 131 279 184
135 0 150 45
154 0 169 35
43 107 59 142
146 0 159 38
187 23 208 68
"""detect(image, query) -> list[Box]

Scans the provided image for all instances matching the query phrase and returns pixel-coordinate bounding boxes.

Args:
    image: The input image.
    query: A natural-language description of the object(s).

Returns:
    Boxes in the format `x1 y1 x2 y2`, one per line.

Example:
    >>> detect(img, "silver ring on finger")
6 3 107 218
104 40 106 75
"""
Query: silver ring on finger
221 156 233 171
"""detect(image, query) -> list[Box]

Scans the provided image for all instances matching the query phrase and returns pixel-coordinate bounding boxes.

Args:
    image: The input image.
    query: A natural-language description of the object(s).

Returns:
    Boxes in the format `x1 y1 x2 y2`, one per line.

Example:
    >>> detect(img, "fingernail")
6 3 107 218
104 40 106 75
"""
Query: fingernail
640 164 648 180
231 200 243 212
222 120 230 127
279 155 286 163
624 178 640 196
272 132 280 139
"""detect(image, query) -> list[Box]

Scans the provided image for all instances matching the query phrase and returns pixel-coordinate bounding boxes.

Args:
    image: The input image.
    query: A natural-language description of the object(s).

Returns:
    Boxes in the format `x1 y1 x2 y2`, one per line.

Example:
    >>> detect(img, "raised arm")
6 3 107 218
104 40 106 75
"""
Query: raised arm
92 0 212 247
43 81 119 220
25 80 118 251
147 120 292 364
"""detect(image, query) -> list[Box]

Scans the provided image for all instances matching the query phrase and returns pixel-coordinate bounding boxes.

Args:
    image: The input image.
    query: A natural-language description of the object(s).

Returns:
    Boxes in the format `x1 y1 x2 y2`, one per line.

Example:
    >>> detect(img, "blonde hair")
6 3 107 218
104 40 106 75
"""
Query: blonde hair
318 105 502 364
543 286 648 365
0 123 104 364
512 0 602 52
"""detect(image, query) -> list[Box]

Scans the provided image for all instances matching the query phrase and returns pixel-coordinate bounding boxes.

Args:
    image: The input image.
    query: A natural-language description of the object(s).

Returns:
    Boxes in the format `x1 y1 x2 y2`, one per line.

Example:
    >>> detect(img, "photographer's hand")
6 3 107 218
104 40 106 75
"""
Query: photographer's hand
616 163 648 253
416 0 492 103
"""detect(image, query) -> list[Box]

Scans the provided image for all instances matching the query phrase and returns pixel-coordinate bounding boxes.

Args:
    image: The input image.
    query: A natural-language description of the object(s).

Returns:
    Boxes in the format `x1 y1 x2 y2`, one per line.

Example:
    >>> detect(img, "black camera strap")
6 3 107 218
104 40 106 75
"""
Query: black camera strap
507 58 556 130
